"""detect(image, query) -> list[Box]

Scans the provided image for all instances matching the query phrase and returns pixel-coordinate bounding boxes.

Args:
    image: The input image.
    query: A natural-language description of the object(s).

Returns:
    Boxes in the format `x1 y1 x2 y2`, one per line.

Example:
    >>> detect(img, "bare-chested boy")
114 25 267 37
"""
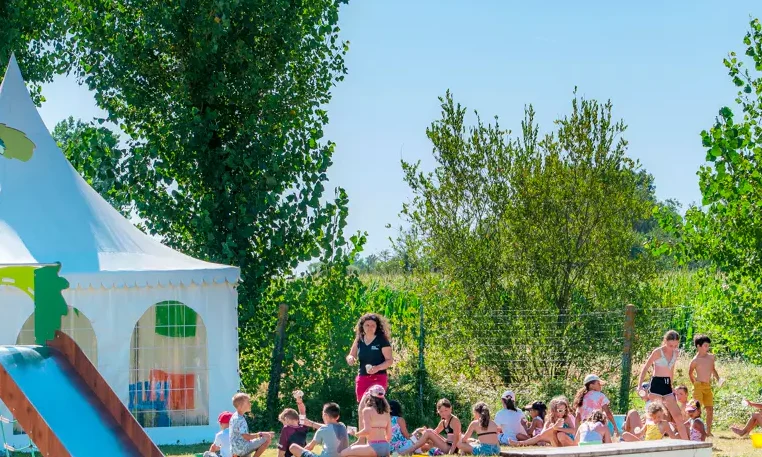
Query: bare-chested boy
689 334 720 436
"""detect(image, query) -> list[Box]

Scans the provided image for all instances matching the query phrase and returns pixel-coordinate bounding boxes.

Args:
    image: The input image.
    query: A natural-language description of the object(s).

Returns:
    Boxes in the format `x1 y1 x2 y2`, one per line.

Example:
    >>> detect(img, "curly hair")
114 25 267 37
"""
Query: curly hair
355 313 391 341
647 401 665 416
587 409 607 424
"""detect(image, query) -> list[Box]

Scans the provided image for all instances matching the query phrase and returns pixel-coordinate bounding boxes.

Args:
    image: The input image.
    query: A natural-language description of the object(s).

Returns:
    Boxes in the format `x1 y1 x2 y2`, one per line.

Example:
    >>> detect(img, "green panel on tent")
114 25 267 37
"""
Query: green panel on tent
154 301 197 338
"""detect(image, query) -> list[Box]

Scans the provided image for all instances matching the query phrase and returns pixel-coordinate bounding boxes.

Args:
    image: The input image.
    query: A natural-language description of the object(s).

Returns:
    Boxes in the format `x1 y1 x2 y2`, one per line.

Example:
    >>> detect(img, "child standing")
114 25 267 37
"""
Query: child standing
689 334 720 436
575 410 611 445
278 392 311 457
204 411 233 457
684 400 706 442
290 403 349 457
573 375 620 437
230 393 274 457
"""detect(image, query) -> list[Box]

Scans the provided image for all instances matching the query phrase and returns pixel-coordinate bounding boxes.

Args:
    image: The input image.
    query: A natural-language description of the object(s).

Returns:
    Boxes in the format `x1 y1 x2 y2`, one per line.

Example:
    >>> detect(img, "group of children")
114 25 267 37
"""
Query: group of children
202 332 762 457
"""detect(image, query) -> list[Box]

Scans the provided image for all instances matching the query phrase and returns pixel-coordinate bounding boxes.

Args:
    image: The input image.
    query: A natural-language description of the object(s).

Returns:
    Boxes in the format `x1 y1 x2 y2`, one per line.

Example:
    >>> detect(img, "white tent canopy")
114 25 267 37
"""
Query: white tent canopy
0 55 241 446
0 55 239 288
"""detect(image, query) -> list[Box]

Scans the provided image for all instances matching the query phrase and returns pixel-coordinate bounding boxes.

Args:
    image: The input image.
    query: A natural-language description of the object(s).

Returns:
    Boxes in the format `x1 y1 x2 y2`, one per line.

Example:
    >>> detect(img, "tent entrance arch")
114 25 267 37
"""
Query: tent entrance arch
129 301 209 428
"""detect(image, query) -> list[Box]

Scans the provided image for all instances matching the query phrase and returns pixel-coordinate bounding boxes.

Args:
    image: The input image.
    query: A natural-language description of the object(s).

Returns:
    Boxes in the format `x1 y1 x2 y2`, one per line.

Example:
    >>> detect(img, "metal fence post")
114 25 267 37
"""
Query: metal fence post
619 304 636 413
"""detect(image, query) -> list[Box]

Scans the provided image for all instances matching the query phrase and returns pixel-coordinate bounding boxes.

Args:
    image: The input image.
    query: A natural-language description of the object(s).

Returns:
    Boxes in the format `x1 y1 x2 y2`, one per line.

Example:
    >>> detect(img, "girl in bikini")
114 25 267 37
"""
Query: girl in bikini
637 330 689 440
341 385 392 457
458 403 501 456
509 396 575 447
414 399 461 455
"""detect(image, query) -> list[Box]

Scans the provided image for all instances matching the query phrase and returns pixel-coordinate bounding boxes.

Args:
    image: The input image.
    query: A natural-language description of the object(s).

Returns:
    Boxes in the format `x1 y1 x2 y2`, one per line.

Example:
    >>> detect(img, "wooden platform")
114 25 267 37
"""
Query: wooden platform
500 440 712 457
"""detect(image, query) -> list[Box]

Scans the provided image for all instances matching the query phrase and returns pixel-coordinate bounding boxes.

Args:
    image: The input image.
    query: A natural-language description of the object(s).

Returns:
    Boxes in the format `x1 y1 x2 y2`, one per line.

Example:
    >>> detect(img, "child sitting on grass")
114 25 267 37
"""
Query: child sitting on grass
279 391 311 457
204 411 233 457
523 401 547 437
684 400 706 442
388 400 418 455
457 402 501 456
575 410 611 446
230 393 274 457
290 402 349 457
731 398 762 437
621 402 675 442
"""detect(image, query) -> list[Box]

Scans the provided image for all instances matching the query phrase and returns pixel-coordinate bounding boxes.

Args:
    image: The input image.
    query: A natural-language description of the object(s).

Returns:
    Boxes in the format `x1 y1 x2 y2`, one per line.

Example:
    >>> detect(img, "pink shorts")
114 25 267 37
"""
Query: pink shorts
355 374 388 402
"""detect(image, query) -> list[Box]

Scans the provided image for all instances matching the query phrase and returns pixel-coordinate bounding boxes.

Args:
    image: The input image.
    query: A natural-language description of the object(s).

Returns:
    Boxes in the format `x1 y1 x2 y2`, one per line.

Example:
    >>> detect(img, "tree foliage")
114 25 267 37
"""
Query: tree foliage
660 18 762 361
52 117 131 216
0 0 68 104
55 0 362 328
401 91 657 382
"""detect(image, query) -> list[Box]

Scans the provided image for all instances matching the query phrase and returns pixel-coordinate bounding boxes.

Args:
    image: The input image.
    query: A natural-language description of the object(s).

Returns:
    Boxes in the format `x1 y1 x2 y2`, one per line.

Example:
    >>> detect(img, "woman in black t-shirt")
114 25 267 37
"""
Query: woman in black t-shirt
347 313 393 442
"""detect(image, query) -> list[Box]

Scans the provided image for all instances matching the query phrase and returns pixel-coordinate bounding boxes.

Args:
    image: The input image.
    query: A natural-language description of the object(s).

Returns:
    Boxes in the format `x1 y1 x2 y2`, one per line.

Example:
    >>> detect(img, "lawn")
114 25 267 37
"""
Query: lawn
158 432 760 457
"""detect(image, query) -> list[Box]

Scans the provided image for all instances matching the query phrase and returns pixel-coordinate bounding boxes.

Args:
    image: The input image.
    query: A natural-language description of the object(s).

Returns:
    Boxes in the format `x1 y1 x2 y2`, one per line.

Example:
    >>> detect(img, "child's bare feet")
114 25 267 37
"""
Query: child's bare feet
730 426 745 437
508 439 523 447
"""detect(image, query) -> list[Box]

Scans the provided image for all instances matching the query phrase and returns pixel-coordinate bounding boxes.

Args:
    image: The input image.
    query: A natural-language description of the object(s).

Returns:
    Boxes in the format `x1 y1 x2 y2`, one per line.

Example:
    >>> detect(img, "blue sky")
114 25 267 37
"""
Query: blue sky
36 0 761 257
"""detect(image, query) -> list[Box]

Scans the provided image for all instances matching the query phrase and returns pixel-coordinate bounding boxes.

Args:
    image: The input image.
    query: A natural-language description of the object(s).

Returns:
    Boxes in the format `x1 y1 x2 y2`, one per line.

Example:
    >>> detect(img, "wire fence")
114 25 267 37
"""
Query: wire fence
409 302 697 414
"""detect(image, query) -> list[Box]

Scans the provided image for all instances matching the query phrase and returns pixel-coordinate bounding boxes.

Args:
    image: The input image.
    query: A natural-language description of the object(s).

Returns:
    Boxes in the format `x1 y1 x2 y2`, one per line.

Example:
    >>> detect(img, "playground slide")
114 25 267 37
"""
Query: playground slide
0 331 164 457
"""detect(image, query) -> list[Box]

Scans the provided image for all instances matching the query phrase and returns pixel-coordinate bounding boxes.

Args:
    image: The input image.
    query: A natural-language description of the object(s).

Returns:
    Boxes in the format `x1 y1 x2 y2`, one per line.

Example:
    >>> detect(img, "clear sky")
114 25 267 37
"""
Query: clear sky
36 0 762 257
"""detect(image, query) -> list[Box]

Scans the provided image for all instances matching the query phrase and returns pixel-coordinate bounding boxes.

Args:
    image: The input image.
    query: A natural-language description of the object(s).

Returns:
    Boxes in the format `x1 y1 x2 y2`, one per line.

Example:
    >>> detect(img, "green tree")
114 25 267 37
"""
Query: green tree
401 91 656 382
52 117 131 216
661 18 762 362
56 0 364 380
0 0 68 104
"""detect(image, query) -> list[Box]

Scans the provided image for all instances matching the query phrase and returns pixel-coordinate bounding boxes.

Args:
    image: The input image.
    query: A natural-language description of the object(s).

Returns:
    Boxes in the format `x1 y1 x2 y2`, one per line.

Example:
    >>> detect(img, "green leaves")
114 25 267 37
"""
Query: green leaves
401 91 657 382
660 18 762 362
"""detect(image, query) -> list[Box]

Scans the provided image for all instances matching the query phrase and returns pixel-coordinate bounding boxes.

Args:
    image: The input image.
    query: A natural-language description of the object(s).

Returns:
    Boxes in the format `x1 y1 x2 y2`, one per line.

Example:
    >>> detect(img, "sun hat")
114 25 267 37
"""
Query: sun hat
218 411 233 424
501 390 515 400
368 385 386 398
583 374 605 385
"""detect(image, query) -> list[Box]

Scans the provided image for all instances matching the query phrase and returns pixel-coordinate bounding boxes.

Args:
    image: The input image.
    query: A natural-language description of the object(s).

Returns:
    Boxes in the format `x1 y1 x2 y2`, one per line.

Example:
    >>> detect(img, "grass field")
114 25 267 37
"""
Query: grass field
157 431 760 457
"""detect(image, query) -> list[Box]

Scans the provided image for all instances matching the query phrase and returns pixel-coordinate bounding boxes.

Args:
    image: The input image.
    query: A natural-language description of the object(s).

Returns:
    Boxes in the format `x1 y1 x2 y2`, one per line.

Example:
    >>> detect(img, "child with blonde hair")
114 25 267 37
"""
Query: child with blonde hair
621 402 675 442
229 393 274 457
509 396 575 447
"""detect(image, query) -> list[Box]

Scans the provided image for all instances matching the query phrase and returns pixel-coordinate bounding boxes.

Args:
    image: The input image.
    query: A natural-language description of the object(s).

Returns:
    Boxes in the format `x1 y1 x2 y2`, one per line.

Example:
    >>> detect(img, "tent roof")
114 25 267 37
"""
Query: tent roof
0 55 239 289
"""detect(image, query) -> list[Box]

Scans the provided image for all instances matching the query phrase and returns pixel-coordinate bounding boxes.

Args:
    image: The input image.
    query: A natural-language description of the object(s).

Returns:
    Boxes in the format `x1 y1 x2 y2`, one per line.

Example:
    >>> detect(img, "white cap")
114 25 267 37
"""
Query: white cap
583 374 604 385
501 390 515 400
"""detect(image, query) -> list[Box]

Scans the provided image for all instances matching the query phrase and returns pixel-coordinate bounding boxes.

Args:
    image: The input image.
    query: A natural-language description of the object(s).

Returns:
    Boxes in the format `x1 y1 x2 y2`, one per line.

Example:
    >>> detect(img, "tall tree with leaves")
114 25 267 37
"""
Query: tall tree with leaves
56 0 364 387
401 92 656 382
660 18 762 362
0 0 68 104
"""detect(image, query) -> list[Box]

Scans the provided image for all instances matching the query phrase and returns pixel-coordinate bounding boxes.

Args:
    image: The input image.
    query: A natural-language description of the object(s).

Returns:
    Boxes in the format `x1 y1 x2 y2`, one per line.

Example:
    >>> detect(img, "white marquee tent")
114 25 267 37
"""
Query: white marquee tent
0 55 240 446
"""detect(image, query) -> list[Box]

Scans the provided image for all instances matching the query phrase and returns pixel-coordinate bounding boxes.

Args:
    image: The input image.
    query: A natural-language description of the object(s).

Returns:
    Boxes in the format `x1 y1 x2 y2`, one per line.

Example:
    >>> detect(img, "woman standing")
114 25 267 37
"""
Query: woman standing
347 314 393 441
637 330 688 440
347 313 394 401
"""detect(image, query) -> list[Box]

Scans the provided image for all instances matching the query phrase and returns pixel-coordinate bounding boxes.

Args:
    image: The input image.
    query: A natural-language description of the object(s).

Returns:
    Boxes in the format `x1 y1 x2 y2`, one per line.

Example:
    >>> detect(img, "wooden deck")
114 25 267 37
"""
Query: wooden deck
500 440 712 457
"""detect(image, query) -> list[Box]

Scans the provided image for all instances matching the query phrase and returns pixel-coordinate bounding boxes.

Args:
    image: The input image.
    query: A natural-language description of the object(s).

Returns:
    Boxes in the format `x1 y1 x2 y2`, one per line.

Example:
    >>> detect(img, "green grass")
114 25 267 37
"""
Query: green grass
158 434 762 457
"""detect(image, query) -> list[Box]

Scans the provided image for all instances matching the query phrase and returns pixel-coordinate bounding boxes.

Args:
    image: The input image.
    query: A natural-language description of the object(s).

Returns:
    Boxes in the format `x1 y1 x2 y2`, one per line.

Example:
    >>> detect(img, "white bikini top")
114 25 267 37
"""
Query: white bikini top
654 347 677 368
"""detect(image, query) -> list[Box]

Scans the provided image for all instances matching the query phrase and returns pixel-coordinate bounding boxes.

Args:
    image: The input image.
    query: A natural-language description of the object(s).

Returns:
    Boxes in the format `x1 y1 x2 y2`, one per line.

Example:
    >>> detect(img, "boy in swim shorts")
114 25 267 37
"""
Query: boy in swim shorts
689 334 720 436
